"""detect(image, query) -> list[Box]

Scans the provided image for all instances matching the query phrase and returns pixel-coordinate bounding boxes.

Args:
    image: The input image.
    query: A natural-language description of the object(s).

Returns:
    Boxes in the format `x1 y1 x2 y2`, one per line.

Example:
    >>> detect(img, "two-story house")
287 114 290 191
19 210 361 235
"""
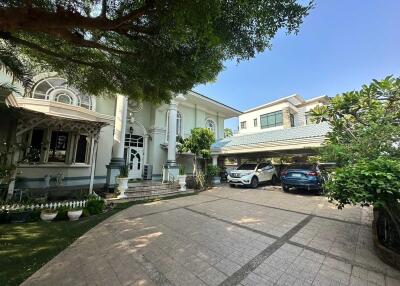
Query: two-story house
0 71 240 196
211 94 330 164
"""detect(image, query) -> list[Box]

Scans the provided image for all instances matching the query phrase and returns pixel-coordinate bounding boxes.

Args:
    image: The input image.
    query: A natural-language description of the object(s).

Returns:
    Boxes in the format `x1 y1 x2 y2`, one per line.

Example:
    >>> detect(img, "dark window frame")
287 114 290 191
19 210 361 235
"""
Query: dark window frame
260 110 283 129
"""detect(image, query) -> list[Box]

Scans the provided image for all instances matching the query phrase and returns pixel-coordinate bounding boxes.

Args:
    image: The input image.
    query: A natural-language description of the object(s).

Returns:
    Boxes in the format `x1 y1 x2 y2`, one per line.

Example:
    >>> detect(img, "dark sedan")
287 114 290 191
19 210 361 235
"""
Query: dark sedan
280 165 324 194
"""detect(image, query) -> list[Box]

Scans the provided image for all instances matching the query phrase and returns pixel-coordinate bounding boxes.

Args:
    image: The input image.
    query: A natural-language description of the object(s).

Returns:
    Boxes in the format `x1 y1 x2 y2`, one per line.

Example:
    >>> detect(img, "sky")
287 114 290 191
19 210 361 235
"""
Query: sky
193 0 400 131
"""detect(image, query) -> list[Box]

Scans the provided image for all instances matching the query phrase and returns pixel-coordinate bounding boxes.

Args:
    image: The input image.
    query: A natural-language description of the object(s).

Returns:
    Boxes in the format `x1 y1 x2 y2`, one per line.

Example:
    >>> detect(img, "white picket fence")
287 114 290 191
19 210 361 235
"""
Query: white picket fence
0 200 88 211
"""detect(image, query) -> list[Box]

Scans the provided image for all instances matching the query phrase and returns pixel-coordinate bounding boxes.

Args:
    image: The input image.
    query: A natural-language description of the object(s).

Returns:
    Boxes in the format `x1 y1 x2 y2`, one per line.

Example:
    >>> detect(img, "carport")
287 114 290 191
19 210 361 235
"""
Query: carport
211 122 330 168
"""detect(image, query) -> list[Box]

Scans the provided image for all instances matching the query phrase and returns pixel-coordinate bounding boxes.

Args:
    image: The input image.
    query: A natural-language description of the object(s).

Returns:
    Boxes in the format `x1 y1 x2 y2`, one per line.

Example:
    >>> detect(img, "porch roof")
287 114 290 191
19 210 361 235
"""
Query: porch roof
211 122 330 155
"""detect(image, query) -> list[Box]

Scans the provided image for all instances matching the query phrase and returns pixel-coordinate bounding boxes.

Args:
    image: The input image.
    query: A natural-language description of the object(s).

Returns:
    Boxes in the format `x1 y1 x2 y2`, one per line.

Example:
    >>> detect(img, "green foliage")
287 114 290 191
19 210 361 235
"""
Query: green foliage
179 165 185 176
55 206 69 221
178 128 215 158
195 171 206 190
206 165 220 177
325 158 400 209
224 128 233 138
119 165 130 178
86 198 106 215
310 77 400 242
0 1 312 102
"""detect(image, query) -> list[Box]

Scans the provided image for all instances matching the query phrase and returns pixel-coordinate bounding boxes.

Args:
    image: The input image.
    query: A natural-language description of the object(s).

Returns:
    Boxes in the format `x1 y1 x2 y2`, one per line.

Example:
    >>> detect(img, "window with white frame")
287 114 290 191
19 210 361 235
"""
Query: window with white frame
205 118 216 135
31 77 94 110
240 121 247 129
166 110 182 142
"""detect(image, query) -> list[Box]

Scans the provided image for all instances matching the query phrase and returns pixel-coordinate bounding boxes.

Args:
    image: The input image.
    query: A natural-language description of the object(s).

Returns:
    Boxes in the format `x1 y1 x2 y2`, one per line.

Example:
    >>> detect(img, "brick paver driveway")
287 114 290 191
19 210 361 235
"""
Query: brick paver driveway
23 186 400 286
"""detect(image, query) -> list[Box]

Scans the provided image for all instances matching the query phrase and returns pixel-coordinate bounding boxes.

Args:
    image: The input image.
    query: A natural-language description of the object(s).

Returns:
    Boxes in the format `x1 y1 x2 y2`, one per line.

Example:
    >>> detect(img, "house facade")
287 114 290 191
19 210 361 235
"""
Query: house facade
0 71 240 194
211 94 330 163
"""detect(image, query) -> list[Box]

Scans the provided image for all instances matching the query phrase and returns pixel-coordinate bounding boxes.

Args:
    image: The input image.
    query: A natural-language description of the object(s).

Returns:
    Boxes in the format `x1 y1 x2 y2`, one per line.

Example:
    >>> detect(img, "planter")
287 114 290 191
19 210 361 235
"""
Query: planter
177 175 187 192
212 176 221 185
10 210 31 223
116 177 129 198
372 208 400 270
40 210 58 222
67 209 83 221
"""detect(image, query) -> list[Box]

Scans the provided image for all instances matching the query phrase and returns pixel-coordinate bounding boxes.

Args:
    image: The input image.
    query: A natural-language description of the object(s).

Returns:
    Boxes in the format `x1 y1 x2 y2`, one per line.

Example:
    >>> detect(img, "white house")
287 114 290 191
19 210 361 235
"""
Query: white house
211 94 330 162
0 71 240 194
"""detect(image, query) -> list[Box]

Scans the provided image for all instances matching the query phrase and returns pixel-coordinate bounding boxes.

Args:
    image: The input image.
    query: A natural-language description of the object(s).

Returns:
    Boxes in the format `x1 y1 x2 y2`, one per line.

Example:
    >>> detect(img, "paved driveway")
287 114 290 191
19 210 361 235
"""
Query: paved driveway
23 186 400 286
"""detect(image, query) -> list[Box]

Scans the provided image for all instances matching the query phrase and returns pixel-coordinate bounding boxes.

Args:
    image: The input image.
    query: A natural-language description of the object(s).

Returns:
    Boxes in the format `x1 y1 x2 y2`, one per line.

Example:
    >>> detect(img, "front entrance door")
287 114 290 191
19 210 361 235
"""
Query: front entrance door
124 134 144 179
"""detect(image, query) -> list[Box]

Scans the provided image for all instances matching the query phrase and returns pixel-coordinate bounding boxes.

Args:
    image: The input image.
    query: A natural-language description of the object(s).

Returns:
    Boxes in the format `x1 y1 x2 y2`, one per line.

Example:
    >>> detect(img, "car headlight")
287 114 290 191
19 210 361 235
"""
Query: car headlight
241 172 252 177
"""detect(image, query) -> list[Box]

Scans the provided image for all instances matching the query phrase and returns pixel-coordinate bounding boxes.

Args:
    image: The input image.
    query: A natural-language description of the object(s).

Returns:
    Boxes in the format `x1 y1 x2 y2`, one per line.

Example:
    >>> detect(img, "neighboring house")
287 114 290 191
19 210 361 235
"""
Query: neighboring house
0 71 240 194
211 94 330 164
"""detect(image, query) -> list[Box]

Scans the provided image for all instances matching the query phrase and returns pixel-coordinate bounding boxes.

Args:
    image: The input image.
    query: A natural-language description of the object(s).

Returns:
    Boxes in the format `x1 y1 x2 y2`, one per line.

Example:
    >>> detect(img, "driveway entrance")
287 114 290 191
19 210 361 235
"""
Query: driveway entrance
23 186 400 286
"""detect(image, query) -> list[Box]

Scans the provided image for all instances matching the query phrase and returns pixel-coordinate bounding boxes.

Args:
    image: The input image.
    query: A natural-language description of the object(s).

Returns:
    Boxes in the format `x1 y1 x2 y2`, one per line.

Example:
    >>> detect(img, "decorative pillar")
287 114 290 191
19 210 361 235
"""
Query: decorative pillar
143 134 149 165
162 94 186 182
106 95 128 189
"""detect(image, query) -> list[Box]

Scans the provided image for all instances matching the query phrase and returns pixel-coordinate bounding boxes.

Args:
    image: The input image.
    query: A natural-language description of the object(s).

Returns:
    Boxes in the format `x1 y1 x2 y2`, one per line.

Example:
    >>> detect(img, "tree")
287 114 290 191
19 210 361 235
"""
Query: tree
0 1 312 102
310 76 400 247
224 128 233 138
178 128 215 174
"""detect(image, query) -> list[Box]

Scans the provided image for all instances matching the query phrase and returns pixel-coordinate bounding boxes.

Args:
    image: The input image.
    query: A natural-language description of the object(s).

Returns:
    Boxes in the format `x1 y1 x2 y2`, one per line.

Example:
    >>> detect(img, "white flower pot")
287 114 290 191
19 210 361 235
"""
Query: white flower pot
117 177 129 198
178 175 187 192
68 209 83 221
212 176 221 185
40 211 58 222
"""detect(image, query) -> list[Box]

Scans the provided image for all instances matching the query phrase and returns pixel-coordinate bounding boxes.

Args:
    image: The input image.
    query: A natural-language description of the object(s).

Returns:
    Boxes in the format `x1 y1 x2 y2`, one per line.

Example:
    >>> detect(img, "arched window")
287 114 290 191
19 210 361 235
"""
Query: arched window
31 77 95 110
205 118 216 135
166 110 182 142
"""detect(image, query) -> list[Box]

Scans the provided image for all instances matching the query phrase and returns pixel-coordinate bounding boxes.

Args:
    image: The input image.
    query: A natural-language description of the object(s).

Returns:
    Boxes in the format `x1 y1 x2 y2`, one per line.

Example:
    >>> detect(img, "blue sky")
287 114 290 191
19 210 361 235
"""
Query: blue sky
193 0 400 131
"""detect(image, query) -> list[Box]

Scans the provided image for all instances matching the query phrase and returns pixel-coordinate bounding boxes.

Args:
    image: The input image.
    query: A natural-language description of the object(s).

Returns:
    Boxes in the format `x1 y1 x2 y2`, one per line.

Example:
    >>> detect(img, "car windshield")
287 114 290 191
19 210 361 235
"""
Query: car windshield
286 165 315 171
237 164 257 170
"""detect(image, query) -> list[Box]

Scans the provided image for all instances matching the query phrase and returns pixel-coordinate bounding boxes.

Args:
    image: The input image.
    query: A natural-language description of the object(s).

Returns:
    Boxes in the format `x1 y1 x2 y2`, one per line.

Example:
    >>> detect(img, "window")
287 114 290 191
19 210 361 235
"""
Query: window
253 118 258 127
49 131 69 162
290 113 295 127
205 119 216 135
31 77 94 110
29 129 44 162
125 134 144 148
305 112 314 125
166 110 182 142
75 135 88 163
240 121 247 129
260 111 283 129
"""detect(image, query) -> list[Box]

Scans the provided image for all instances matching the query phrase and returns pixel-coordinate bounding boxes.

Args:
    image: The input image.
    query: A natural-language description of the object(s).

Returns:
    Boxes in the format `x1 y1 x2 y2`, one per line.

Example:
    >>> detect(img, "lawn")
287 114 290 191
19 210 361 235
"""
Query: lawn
0 193 195 286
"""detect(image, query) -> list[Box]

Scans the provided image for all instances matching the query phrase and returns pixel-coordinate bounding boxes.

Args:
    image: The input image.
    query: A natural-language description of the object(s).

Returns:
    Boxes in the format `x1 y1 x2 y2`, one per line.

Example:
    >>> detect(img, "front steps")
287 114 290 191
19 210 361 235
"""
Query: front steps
107 181 194 202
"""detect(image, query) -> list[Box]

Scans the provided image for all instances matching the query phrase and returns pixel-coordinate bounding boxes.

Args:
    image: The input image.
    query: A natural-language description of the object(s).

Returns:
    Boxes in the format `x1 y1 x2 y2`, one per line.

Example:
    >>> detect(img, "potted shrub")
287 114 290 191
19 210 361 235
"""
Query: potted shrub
9 207 32 223
177 165 187 191
40 208 58 222
207 165 220 185
116 165 129 199
67 206 83 221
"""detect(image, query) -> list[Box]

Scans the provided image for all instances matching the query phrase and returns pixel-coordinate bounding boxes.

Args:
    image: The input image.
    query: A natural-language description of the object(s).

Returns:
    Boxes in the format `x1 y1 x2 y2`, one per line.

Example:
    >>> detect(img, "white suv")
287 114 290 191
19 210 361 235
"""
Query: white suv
228 162 278 188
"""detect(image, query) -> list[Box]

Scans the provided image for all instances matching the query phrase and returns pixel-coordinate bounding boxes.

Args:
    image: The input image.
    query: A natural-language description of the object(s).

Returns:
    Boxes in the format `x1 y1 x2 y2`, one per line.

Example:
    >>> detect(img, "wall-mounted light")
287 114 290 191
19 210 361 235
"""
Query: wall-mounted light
129 126 134 135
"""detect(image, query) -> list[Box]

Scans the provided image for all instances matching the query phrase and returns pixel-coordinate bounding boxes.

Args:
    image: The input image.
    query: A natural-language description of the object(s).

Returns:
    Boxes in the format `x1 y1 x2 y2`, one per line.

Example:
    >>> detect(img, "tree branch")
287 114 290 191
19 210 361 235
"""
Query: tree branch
0 32 100 68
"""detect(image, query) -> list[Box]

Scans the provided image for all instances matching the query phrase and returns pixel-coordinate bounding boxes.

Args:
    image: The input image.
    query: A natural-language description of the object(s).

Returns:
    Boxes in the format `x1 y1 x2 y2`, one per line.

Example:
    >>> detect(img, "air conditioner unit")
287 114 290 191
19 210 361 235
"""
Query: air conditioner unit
143 164 153 180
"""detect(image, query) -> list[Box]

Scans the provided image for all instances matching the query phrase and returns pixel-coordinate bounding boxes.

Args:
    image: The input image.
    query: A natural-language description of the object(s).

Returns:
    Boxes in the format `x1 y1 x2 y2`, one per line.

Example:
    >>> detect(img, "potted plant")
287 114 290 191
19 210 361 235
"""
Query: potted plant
207 165 221 185
9 207 32 223
40 208 58 222
67 206 83 221
177 165 187 191
116 165 129 198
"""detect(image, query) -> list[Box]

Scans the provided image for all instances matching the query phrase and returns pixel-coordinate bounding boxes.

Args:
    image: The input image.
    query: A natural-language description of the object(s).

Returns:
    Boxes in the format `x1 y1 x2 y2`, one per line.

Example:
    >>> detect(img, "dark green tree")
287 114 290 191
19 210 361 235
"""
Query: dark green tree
0 0 312 102
310 76 400 244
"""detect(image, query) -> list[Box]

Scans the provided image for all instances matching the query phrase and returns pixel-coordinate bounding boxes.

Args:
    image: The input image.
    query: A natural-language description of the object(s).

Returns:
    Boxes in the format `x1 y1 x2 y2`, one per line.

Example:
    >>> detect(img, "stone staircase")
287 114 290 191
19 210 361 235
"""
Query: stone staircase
109 181 194 202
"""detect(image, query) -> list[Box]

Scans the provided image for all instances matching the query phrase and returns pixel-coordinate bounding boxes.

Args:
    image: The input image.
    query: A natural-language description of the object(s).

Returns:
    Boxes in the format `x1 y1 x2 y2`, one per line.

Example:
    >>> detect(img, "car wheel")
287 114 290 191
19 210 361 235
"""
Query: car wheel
250 177 259 189
271 175 278 186
282 184 289 192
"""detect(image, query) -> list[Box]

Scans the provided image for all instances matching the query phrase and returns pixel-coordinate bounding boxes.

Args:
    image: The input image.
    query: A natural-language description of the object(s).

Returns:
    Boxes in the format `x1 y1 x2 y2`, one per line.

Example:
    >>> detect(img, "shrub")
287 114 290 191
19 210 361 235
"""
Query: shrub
86 198 105 215
55 206 69 221
119 165 129 178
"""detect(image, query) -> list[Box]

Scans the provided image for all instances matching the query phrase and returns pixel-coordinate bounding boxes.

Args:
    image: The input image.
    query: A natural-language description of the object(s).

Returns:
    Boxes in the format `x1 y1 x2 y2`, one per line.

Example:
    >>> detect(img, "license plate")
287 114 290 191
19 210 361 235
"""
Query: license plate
291 173 302 177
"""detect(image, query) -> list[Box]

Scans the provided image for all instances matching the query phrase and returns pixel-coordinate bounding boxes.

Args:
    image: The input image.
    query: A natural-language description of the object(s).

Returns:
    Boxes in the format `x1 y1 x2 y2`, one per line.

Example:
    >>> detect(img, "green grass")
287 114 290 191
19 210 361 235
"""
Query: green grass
0 193 196 286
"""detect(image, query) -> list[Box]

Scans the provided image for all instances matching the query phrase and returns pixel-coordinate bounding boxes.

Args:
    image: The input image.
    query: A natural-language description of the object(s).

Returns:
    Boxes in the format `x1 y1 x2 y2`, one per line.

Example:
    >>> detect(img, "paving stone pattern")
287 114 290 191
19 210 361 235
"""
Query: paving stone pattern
22 187 400 286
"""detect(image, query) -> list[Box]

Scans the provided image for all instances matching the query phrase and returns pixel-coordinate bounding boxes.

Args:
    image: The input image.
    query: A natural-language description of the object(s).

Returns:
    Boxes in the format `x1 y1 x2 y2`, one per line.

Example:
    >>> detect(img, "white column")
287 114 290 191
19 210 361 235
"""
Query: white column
112 95 128 160
167 99 178 163
143 134 149 165
212 155 218 166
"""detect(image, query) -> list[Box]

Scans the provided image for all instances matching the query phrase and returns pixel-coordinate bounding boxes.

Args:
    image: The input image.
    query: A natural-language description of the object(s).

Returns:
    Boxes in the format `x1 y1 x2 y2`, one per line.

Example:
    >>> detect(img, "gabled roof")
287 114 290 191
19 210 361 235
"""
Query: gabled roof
211 122 330 153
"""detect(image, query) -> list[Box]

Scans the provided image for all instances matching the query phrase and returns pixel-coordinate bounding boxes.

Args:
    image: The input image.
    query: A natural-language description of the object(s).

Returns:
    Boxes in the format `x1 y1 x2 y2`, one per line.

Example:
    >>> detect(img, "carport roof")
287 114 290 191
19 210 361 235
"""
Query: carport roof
211 122 330 154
